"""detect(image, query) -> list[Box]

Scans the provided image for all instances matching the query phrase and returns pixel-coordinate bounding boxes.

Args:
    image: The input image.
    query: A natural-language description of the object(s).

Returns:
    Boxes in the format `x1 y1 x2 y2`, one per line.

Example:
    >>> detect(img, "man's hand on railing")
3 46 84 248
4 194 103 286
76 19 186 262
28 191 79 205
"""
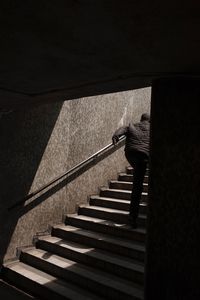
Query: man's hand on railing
112 135 119 145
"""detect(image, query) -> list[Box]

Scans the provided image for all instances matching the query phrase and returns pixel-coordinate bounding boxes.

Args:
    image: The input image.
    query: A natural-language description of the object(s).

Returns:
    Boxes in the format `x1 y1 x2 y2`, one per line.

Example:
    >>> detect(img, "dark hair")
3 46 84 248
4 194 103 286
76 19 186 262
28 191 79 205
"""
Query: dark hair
141 113 150 122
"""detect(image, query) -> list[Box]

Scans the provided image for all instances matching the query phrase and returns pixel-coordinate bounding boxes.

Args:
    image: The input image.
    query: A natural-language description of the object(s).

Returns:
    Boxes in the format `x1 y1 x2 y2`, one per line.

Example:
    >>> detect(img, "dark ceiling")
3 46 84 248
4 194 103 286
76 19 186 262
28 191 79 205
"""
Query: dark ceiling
0 1 200 111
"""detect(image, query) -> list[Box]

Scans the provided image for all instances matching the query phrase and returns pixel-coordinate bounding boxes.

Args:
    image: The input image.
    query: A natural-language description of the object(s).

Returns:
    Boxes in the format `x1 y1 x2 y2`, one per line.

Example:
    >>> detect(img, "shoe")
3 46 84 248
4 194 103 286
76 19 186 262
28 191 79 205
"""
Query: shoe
128 216 137 229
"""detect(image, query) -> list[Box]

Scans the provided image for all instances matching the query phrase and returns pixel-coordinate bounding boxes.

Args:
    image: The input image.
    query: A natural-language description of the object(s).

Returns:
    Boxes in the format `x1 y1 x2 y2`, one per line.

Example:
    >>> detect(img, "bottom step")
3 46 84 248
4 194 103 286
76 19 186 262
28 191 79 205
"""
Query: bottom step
2 261 105 300
20 248 143 300
0 279 35 299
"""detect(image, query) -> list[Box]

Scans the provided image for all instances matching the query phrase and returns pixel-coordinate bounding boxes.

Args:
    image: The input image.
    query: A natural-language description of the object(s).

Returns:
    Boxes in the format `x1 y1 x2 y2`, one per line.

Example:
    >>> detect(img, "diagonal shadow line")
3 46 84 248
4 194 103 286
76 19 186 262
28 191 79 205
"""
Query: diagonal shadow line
9 140 125 217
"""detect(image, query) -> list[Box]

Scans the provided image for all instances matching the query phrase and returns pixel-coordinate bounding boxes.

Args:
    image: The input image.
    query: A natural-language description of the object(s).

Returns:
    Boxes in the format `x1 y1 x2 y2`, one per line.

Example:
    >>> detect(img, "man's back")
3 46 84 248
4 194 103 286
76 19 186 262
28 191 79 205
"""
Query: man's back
125 120 150 157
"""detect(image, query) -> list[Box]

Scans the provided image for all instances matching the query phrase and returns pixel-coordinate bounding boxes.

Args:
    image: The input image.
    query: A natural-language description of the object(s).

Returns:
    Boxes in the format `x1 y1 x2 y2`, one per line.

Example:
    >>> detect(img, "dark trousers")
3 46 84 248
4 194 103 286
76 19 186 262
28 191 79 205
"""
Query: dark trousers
125 150 148 220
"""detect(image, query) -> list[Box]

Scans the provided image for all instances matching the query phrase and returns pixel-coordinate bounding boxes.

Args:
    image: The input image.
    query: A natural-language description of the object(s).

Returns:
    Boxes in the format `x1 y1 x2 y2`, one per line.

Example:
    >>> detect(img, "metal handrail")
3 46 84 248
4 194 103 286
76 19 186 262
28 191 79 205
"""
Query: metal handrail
8 135 125 210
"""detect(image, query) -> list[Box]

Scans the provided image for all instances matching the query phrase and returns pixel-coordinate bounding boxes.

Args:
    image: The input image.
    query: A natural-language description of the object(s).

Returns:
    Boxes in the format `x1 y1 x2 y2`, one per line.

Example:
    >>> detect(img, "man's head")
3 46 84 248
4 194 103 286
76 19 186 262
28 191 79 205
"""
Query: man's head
140 113 150 122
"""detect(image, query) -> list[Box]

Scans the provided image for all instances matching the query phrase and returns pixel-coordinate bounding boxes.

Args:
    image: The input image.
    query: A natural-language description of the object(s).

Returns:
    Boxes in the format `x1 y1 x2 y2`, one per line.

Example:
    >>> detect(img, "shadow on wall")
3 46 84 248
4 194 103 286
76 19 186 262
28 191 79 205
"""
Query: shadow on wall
0 102 63 264
7 136 125 217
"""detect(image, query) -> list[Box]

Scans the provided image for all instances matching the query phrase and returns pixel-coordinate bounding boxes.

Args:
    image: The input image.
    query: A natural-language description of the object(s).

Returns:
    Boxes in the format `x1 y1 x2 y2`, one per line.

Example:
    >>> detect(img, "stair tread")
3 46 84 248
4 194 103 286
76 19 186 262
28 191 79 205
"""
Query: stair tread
101 188 148 196
53 225 145 251
119 173 148 177
21 248 143 298
4 261 104 300
119 173 133 176
37 235 144 272
79 205 147 219
66 214 146 234
91 195 130 204
90 195 148 206
110 180 148 186
126 167 149 172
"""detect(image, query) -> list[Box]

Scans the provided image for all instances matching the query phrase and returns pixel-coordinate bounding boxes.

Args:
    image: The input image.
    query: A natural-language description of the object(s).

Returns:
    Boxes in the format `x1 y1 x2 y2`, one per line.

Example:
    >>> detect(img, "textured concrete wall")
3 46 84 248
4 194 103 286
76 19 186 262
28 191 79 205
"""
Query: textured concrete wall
145 79 200 299
0 87 151 261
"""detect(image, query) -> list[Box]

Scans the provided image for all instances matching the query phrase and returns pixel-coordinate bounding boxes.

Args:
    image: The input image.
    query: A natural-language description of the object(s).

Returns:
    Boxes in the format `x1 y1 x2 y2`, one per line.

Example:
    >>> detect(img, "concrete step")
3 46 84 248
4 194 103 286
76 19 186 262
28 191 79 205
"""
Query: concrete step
1 164 148 300
20 248 144 300
51 224 145 261
0 279 36 300
126 167 149 176
65 214 146 243
89 195 147 214
78 205 147 228
118 173 149 184
100 188 148 202
109 181 148 193
35 235 144 284
2 261 103 300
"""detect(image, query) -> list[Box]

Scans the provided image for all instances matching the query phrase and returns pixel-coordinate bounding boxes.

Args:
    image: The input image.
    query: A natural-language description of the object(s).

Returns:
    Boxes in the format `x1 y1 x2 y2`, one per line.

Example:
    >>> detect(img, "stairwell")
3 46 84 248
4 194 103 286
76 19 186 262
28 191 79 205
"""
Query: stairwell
1 166 148 300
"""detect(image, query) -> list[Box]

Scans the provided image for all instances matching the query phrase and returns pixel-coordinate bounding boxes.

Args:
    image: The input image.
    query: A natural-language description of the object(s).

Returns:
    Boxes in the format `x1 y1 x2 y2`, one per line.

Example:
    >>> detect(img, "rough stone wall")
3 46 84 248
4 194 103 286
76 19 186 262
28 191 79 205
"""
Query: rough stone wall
0 87 151 261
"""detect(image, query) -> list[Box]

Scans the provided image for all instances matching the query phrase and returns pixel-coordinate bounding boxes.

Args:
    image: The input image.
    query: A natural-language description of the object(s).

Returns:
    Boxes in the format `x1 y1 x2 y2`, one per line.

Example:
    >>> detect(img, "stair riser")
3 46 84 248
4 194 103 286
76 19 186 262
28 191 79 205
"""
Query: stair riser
21 252 141 300
118 175 148 184
36 240 144 284
52 228 145 261
78 207 146 228
89 198 147 214
100 190 148 202
65 216 146 243
1 267 66 300
127 169 149 176
109 182 148 193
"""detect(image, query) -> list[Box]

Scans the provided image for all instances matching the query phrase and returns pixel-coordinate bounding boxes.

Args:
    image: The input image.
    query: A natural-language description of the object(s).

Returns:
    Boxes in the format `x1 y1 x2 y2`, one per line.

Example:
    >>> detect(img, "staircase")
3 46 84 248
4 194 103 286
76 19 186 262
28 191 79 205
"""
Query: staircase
1 166 148 300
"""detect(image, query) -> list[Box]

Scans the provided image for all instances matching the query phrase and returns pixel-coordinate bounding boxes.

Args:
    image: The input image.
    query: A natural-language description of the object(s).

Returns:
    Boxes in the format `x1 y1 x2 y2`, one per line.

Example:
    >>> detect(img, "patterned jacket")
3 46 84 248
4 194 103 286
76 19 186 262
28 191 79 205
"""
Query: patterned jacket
112 120 150 157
